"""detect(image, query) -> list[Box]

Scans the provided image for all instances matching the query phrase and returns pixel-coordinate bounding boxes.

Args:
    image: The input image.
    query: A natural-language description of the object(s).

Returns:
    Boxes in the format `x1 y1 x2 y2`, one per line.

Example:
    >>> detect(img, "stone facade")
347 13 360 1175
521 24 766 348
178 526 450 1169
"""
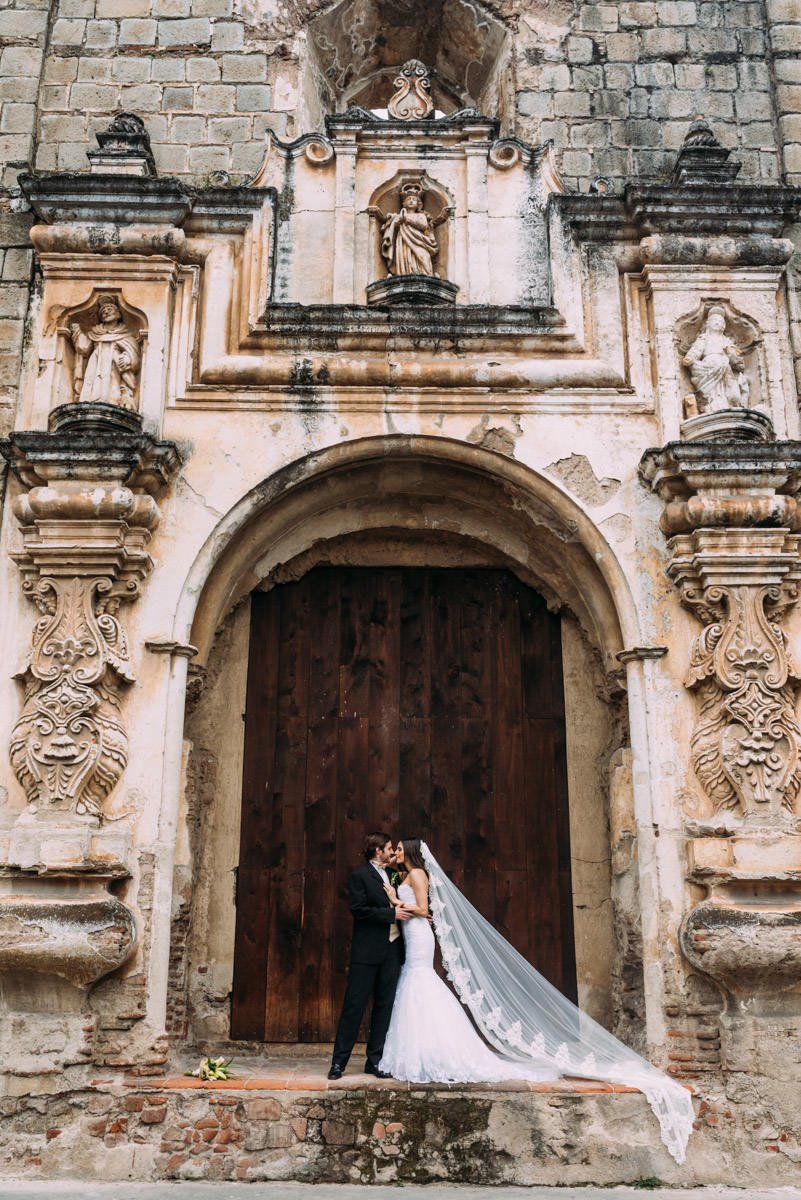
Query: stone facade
0 0 800 1187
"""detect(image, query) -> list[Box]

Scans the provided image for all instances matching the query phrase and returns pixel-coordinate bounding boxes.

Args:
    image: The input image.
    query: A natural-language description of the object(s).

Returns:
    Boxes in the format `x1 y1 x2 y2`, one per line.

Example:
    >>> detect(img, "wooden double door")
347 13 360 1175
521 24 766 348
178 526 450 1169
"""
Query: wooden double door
231 567 576 1042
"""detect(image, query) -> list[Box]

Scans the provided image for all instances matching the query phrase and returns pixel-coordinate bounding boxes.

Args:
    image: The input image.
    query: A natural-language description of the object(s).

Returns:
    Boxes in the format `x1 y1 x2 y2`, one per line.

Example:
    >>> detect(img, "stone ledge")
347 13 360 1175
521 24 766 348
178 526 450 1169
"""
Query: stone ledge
118 1074 640 1095
0 1076 711 1187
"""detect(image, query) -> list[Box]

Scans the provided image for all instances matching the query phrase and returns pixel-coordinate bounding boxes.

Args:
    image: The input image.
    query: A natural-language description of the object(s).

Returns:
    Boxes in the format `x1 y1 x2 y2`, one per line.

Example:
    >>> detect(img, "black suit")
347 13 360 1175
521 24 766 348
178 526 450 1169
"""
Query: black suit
331 862 404 1070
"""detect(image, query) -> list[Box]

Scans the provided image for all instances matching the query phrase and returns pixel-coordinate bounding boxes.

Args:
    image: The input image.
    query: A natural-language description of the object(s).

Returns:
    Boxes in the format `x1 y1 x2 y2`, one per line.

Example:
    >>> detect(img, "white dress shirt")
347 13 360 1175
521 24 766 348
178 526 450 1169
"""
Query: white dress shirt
371 860 400 942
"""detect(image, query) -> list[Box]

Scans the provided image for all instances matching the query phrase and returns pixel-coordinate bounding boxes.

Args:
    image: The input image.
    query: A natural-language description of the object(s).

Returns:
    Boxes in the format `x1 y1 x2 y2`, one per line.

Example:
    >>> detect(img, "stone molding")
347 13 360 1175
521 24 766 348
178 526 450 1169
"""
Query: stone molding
0 403 181 822
0 883 138 987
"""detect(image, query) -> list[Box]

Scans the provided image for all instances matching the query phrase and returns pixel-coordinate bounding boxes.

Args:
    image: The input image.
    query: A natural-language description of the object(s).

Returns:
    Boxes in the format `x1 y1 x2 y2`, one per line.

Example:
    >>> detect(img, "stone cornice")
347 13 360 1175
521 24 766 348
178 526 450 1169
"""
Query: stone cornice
554 184 801 243
1 403 182 494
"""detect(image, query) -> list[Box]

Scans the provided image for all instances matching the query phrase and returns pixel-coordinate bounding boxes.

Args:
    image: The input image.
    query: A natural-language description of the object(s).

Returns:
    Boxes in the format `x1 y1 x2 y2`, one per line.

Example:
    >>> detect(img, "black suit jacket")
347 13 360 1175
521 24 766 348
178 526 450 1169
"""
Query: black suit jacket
346 863 405 965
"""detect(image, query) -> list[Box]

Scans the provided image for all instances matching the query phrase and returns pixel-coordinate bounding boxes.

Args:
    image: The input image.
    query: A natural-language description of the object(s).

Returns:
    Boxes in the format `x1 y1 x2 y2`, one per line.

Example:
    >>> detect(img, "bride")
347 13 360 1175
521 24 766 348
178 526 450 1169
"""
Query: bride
378 839 694 1166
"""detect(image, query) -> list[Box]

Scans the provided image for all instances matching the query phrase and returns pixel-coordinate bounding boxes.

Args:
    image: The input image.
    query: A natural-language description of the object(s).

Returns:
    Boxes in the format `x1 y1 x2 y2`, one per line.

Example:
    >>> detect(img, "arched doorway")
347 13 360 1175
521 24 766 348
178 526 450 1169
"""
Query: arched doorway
231 566 576 1042
174 437 639 1050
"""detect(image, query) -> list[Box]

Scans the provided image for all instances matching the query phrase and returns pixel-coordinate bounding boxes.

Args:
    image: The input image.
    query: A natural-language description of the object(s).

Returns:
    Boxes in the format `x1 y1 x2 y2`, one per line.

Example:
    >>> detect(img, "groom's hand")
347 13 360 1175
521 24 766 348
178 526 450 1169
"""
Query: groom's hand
395 906 412 921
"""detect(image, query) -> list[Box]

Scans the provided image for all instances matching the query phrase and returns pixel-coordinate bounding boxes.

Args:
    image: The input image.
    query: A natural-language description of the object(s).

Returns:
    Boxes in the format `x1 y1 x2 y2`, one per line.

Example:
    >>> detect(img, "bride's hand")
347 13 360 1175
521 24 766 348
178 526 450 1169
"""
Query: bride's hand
384 883 398 905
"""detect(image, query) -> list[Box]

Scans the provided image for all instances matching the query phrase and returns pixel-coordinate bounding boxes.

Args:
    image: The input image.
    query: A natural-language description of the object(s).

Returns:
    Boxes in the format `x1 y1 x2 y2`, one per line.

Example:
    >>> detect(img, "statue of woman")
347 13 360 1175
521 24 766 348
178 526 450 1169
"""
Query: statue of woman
379 182 442 277
68 294 142 409
683 306 750 414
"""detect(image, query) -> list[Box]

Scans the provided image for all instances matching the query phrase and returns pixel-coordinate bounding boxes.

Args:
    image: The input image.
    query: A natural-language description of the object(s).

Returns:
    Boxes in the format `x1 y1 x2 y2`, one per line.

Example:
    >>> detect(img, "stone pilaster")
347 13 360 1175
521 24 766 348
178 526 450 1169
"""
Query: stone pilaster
0 403 180 1026
640 436 801 1040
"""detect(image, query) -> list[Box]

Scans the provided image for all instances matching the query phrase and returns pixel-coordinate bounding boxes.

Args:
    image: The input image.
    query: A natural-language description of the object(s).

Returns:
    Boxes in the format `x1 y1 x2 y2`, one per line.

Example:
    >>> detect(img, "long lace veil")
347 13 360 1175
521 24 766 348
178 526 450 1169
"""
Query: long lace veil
420 842 694 1165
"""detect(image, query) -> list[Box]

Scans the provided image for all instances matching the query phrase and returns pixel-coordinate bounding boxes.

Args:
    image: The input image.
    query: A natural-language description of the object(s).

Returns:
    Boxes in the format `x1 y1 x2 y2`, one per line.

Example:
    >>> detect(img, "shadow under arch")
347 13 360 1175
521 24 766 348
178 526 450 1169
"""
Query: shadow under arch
175 435 640 666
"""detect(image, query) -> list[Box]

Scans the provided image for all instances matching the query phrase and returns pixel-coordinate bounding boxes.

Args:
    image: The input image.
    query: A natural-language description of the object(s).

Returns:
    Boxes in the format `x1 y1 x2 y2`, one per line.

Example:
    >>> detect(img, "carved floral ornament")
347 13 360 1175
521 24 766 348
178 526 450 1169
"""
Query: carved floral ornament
640 443 801 824
0 405 181 821
11 574 137 819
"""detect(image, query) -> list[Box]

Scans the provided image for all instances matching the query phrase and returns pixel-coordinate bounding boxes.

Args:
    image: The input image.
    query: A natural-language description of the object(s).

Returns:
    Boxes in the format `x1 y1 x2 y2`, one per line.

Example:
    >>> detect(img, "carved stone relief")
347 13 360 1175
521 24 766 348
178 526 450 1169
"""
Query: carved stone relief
61 291 145 412
377 180 447 277
11 574 136 819
387 59 434 120
640 442 801 824
1 404 180 821
677 301 761 420
671 532 801 818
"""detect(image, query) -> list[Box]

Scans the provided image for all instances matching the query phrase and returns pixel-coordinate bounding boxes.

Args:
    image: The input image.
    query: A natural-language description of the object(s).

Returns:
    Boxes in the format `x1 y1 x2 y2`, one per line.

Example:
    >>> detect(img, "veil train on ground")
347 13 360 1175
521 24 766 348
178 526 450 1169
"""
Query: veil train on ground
420 842 694 1165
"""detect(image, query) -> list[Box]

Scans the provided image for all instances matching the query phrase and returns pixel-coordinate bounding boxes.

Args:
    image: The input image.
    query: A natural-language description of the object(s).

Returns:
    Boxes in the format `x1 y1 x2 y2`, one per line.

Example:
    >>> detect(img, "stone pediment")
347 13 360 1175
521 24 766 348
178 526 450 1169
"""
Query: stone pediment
250 106 562 312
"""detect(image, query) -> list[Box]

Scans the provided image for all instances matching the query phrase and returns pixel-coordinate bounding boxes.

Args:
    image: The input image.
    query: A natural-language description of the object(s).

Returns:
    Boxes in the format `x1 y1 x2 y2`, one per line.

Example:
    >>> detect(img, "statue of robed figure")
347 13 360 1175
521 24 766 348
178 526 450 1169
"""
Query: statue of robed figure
377 181 449 277
68 294 142 410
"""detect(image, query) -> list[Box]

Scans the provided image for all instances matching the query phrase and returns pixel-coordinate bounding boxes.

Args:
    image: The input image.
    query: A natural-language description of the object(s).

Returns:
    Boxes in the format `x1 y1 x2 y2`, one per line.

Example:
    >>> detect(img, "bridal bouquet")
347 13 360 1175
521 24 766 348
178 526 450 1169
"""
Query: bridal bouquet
189 1055 234 1081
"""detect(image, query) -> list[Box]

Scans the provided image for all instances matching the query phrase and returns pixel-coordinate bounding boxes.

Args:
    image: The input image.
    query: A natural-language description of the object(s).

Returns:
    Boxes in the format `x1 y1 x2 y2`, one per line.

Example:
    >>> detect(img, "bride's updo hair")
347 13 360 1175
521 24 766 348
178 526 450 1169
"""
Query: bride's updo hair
399 838 427 875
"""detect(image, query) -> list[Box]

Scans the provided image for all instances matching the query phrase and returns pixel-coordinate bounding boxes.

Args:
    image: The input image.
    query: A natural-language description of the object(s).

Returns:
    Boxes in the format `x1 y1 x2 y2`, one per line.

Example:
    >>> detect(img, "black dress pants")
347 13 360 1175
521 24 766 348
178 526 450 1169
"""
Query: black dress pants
332 939 403 1068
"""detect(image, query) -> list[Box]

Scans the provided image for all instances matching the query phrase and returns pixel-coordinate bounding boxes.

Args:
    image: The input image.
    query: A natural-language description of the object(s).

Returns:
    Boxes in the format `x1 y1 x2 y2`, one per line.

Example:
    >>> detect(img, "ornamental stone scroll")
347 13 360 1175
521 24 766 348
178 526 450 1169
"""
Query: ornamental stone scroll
0 403 181 822
640 440 801 824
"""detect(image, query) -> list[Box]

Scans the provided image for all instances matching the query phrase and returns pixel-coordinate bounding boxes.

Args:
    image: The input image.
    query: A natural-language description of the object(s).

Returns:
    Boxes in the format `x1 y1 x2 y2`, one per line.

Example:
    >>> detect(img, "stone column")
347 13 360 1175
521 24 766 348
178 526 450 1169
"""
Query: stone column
641 432 801 1077
0 402 180 1075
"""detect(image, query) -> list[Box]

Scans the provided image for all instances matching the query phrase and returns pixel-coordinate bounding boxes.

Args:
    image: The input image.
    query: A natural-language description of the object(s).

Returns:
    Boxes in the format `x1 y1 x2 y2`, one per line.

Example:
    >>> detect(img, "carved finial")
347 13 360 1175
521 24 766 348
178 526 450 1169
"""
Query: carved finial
670 116 740 186
87 111 156 177
388 60 434 121
682 117 722 150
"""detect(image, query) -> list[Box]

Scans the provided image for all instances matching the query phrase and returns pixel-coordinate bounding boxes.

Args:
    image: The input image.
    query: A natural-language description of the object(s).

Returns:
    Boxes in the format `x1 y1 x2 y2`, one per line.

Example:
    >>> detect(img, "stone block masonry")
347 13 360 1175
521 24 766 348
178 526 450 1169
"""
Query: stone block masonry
0 0 790 193
0 1077 799 1186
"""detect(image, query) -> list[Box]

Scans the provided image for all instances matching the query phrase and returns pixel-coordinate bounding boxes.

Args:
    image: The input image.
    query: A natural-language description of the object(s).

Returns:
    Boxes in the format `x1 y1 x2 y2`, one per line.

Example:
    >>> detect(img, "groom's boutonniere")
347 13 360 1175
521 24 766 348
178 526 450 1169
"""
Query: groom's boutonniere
388 867 400 888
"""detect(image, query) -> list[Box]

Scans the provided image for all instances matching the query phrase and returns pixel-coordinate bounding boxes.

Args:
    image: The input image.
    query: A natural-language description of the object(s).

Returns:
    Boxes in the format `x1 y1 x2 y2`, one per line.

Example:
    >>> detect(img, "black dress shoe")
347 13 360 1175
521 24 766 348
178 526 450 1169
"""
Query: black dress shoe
364 1061 393 1078
327 1064 345 1080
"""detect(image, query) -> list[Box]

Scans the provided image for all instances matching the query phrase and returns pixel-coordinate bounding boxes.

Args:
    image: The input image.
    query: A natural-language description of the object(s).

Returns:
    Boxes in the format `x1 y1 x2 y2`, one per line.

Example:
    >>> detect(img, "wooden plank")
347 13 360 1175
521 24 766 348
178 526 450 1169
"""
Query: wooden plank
429 570 465 886
264 579 310 1042
520 586 552 719
399 569 430 721
548 608 578 1003
398 715 431 849
230 869 270 1039
524 718 562 989
334 711 370 1036
495 867 530 956
299 866 335 1040
368 569 401 834
461 571 495 924
300 570 340 1039
493 574 524 877
231 592 280 1040
340 568 371 719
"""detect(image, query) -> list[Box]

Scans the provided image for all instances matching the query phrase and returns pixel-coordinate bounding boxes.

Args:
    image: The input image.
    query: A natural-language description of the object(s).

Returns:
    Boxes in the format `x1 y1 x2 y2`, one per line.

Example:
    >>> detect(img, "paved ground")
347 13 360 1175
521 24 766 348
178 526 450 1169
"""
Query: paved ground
3 1186 801 1199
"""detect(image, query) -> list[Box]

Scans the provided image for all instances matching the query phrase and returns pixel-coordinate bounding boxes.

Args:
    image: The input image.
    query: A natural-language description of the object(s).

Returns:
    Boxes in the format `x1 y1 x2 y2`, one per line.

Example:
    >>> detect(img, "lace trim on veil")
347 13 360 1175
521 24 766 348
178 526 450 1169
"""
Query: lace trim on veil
420 843 694 1165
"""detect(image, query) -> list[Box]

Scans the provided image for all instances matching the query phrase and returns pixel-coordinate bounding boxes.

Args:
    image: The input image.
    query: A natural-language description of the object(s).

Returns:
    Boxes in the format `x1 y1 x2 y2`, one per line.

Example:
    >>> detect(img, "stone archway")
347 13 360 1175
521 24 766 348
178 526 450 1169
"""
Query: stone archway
166 437 642 1050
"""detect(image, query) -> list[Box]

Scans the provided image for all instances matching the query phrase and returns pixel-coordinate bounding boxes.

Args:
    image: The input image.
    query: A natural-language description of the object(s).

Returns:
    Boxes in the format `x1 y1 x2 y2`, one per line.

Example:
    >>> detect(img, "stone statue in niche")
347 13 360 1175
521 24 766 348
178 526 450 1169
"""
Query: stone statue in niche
378 181 448 277
68 293 142 409
388 59 434 120
682 305 750 417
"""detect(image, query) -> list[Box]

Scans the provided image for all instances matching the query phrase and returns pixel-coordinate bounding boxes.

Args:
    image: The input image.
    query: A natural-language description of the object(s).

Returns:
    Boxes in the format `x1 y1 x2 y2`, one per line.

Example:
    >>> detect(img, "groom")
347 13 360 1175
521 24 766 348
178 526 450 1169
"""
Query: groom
328 832 410 1080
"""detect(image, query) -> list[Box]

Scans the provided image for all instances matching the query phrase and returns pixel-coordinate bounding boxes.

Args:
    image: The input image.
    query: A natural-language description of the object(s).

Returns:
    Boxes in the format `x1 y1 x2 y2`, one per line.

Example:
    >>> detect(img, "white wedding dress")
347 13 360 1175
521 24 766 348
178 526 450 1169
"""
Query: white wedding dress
376 845 695 1165
379 883 555 1085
